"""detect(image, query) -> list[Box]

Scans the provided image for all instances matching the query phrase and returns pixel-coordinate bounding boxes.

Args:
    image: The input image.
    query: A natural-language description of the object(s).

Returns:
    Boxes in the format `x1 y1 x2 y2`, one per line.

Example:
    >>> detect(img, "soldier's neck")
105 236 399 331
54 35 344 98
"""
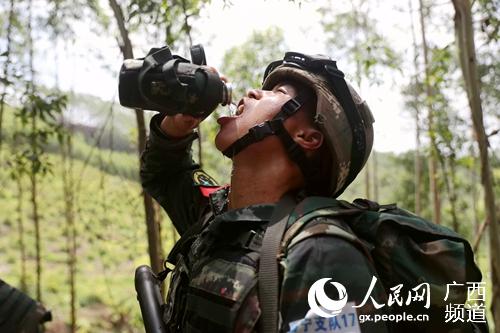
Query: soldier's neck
228 150 303 210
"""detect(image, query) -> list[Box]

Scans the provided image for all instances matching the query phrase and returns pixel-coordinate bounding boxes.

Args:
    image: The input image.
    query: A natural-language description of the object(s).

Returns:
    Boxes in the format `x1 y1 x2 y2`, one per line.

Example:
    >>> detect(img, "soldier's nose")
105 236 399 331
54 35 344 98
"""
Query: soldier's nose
246 89 263 100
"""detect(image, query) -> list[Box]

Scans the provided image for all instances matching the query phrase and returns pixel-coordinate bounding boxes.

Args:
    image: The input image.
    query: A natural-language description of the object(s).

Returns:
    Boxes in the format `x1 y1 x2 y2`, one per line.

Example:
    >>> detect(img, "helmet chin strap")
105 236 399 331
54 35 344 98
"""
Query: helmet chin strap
222 94 314 184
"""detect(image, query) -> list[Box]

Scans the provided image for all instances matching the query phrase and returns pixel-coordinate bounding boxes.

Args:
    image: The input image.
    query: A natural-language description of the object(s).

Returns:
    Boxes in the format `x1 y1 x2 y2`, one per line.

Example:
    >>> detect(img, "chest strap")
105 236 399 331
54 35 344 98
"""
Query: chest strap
258 194 297 333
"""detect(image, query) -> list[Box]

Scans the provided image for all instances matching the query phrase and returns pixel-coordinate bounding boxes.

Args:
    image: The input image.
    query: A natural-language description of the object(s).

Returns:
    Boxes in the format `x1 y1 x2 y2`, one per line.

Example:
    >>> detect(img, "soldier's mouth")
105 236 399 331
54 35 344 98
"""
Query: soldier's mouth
217 116 238 126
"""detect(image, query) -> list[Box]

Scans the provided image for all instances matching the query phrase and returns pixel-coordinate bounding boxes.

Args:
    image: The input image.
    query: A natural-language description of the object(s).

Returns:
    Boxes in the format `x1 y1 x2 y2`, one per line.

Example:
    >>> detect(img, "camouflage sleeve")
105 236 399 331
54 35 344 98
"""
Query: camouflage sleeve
140 113 208 235
0 279 51 333
279 235 390 333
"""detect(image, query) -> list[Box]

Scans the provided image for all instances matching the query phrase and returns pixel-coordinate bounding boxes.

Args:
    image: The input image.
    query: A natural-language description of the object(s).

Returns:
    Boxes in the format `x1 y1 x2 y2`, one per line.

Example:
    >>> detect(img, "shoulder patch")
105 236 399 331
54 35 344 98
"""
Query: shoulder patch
192 169 218 187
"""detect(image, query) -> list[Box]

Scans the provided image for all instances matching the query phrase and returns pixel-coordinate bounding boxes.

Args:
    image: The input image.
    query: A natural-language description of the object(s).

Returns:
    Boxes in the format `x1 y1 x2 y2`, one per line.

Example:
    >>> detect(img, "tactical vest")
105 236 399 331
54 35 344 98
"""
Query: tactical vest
163 195 486 333
163 202 273 333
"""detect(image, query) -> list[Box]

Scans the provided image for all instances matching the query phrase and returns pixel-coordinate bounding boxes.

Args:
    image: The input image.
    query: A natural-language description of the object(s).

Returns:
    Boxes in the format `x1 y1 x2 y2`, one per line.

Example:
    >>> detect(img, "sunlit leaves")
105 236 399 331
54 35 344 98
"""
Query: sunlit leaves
221 26 287 99
10 91 68 178
319 0 401 86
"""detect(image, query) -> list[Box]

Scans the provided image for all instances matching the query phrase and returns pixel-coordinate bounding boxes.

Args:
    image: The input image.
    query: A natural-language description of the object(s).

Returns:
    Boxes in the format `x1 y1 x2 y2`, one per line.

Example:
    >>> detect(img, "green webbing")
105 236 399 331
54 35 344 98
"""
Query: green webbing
258 195 296 333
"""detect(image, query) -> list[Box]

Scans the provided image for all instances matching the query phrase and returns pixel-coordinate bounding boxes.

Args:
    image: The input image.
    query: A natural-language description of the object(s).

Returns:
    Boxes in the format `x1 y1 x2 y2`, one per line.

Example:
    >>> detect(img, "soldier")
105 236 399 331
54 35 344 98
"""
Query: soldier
140 52 484 333
0 279 51 333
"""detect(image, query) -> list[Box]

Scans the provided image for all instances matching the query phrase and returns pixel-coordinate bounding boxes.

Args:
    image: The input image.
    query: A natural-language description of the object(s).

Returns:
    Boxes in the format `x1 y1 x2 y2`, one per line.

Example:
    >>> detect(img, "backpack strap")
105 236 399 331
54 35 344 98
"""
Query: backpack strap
280 210 375 264
258 194 297 333
259 196 370 333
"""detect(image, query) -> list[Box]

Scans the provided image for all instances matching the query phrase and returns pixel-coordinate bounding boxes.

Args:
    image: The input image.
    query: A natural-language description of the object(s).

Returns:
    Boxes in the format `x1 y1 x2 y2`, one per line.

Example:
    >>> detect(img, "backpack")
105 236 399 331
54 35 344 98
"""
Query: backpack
260 196 487 333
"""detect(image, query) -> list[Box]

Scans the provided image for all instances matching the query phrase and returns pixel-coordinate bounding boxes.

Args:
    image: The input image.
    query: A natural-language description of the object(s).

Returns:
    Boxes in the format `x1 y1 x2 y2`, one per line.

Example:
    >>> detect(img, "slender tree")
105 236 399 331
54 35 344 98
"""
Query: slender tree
418 0 441 224
15 177 27 292
408 0 423 215
0 0 28 291
427 45 464 231
60 131 77 333
0 0 15 150
46 1 79 327
451 0 499 330
25 0 43 301
107 0 163 274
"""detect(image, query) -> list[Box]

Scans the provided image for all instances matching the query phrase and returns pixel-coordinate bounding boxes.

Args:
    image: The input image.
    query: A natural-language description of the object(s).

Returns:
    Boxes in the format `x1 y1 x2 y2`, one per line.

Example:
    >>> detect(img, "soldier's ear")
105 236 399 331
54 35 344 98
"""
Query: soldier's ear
294 128 323 152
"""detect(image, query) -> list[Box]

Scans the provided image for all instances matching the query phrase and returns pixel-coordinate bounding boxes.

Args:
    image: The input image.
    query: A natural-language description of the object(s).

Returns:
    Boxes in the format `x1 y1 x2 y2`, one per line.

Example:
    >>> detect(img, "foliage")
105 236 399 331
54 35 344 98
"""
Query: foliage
221 27 287 99
475 0 499 44
319 0 401 86
9 92 68 179
121 0 212 50
44 0 102 39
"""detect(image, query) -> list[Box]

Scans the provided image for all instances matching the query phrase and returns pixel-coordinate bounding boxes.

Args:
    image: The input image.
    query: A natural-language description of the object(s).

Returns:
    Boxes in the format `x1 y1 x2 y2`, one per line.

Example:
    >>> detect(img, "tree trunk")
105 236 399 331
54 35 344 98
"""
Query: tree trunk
108 0 163 274
16 177 27 292
61 133 77 333
419 0 441 224
26 0 43 302
12 107 27 291
437 154 459 231
30 171 41 301
0 0 15 150
409 0 423 215
451 1 499 331
471 145 479 233
449 161 459 232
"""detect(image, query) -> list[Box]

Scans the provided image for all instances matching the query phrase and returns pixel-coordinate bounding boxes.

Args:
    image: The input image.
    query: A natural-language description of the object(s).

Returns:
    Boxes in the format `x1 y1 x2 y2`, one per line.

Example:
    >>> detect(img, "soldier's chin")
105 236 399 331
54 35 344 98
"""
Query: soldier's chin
214 132 232 153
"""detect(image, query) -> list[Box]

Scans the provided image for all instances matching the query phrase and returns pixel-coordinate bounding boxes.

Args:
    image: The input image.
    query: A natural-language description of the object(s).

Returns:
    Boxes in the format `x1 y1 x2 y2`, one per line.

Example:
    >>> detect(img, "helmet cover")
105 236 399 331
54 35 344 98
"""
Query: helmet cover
262 65 374 197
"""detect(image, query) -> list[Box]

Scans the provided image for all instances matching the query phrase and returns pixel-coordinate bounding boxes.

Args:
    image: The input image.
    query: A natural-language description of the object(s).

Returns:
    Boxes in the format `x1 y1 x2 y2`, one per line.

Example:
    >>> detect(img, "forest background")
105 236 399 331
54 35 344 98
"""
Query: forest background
0 0 498 332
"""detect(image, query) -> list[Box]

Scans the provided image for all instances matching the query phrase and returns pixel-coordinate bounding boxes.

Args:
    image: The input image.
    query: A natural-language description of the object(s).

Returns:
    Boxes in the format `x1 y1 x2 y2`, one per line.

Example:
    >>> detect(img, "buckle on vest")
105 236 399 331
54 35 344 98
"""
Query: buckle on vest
241 229 263 251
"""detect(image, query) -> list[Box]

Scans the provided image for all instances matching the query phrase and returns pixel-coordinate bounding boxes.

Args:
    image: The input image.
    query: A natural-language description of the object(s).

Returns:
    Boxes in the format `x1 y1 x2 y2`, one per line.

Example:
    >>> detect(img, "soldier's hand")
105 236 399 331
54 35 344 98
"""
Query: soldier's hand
161 114 201 138
160 66 228 138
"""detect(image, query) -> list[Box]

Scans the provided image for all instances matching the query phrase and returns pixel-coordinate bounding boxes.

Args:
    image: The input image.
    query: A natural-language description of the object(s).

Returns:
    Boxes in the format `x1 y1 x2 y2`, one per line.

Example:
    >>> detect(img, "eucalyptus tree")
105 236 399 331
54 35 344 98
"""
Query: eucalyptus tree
12 90 68 302
418 0 442 225
0 0 30 293
44 1 82 329
408 0 424 215
427 45 465 232
451 0 499 329
0 0 15 151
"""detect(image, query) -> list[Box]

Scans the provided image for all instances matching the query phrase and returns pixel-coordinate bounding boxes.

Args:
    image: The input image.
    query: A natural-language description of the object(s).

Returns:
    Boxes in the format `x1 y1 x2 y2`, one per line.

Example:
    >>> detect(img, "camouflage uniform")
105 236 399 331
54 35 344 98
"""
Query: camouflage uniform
141 114 390 333
0 279 51 333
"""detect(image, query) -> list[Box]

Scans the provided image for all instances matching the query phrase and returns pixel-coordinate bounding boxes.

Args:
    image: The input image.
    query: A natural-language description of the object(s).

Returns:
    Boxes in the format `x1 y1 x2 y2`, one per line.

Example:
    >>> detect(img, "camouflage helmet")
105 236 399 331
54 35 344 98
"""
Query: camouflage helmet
262 55 374 197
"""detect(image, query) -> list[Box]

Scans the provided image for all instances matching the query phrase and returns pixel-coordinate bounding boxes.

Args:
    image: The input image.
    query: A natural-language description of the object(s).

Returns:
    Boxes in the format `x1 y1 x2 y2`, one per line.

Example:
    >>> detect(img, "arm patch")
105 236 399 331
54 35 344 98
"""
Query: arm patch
192 169 218 187
192 169 221 197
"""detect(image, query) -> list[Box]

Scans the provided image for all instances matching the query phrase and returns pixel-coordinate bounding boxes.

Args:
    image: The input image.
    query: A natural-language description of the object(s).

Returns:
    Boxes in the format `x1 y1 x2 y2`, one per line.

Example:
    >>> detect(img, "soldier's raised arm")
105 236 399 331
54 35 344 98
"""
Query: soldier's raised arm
140 113 216 236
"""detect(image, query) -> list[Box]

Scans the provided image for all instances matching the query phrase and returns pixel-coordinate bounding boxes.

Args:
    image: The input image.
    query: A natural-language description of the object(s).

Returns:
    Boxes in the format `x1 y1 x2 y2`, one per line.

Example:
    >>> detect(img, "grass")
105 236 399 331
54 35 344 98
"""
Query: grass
0 145 177 332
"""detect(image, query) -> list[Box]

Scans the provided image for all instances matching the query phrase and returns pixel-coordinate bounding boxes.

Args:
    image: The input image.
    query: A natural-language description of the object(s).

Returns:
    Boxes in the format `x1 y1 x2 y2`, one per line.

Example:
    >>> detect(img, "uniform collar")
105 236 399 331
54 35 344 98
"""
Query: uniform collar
208 186 275 222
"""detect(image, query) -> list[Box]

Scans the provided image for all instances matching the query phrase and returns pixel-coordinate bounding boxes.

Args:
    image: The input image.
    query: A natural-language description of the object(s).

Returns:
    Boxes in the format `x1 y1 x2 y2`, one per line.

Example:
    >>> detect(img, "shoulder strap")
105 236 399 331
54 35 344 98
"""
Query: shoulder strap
258 194 297 333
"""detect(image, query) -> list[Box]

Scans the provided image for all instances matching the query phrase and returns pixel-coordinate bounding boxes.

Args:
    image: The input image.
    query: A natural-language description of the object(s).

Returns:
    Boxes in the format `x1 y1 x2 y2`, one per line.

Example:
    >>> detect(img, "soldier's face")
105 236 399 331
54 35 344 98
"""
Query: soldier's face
215 82 300 153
